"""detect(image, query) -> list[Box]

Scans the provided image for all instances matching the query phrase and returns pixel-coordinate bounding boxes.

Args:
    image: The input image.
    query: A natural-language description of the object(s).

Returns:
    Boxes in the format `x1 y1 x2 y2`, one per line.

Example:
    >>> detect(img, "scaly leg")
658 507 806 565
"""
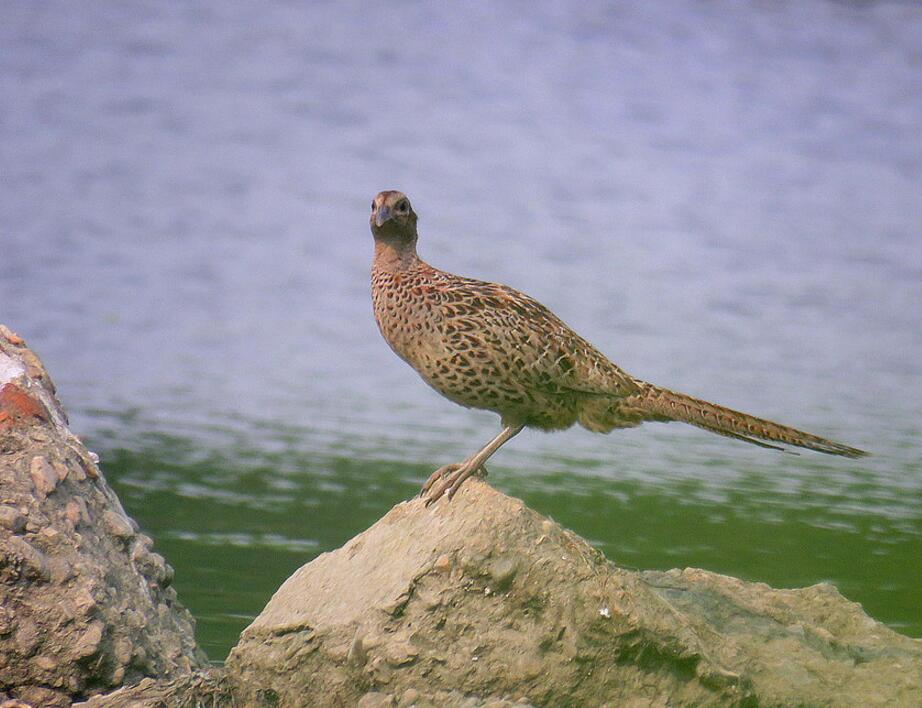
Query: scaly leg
419 463 488 497
423 424 525 505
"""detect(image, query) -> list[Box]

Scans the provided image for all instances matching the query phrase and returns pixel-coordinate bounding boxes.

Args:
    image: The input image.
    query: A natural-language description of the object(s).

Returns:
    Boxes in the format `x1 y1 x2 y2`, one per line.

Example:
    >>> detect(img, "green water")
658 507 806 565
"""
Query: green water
94 427 921 662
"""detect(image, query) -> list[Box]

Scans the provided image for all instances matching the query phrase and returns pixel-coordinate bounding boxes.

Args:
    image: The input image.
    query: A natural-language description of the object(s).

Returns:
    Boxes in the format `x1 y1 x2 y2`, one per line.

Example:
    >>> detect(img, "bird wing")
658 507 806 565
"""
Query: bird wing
436 273 641 399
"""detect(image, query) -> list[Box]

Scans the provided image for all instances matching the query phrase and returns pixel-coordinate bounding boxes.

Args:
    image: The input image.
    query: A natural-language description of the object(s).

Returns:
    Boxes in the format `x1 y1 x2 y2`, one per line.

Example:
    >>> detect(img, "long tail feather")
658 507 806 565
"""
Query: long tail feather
630 384 867 458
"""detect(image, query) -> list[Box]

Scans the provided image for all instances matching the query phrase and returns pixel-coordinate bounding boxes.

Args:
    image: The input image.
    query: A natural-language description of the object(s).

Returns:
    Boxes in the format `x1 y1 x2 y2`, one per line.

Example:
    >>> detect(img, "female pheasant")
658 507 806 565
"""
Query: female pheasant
369 190 866 504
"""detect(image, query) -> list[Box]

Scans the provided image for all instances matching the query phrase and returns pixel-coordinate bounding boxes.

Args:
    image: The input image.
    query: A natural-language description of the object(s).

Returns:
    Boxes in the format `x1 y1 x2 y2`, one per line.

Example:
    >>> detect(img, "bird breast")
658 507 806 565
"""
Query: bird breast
371 265 580 426
371 268 449 372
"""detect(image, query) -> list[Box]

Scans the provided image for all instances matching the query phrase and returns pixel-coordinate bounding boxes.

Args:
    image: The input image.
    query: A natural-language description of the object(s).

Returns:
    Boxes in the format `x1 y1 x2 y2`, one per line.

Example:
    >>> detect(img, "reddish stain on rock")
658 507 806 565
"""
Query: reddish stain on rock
0 383 48 429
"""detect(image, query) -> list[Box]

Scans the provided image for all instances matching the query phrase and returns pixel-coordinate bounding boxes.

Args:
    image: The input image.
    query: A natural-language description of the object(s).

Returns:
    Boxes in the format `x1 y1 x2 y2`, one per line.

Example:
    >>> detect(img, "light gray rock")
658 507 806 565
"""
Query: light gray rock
0 328 206 706
227 477 922 707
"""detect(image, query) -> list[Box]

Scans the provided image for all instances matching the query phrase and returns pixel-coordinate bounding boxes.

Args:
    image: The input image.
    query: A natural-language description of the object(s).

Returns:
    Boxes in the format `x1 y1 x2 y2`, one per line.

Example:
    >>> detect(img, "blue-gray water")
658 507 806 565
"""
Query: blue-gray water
2 1 921 660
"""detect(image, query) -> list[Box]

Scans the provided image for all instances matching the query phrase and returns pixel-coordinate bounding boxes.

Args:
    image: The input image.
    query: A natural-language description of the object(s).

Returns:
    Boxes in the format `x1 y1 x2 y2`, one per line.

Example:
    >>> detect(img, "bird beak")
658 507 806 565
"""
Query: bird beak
374 206 392 228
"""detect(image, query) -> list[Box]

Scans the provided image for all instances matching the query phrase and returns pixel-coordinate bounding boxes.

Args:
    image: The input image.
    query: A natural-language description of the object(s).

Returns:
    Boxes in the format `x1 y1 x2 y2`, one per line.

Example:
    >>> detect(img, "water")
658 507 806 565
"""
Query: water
2 1 921 661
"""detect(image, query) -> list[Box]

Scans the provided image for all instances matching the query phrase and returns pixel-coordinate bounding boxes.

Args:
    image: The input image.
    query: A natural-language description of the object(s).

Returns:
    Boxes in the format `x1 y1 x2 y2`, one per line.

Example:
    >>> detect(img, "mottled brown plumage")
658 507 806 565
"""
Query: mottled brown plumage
369 190 866 503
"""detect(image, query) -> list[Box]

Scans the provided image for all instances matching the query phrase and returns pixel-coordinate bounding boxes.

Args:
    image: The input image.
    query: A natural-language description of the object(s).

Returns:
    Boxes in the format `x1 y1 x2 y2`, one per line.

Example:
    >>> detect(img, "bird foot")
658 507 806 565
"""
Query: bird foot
421 462 488 505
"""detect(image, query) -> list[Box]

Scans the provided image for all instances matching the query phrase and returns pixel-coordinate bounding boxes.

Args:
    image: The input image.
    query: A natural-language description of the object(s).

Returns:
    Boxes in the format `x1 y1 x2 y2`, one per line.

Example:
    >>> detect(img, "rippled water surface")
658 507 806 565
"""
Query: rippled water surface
3 1 921 660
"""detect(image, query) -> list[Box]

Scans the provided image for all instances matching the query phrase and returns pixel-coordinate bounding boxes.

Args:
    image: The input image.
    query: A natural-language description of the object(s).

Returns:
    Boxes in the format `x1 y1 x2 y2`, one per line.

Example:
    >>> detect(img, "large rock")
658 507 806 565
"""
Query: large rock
0 327 206 706
228 477 922 707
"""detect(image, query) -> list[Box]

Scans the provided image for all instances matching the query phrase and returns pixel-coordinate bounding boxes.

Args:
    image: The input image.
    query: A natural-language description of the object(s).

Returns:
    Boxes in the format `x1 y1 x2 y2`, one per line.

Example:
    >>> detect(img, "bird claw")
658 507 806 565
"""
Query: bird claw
419 463 459 497
421 463 488 506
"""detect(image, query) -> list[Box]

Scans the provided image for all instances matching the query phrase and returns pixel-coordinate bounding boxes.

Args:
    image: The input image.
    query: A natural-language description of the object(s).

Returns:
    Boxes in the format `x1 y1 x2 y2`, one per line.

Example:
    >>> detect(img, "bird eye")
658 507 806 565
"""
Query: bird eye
396 200 409 213
371 200 376 211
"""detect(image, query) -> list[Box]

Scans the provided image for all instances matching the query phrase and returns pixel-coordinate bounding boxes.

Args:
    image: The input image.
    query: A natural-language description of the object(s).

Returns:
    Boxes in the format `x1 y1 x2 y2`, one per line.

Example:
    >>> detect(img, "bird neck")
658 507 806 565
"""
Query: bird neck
373 237 419 272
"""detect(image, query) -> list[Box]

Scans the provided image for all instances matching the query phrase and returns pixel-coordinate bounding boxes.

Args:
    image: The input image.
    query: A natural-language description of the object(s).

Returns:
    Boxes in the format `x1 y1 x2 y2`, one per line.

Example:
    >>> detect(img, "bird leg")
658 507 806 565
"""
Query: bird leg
419 463 488 497
423 424 525 505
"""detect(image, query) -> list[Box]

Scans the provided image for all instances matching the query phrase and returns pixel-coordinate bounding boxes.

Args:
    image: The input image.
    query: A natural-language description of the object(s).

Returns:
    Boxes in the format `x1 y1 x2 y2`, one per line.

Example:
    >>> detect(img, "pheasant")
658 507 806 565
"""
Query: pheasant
369 190 866 504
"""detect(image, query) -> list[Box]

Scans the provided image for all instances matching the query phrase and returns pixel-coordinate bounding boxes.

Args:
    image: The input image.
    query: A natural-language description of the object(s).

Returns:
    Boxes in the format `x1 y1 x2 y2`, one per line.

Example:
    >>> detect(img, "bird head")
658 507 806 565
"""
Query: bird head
370 190 418 243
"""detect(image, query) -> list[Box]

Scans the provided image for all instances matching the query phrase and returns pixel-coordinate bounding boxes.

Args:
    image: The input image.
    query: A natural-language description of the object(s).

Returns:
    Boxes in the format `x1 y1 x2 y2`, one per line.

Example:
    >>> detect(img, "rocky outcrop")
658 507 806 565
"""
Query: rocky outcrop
4 323 921 707
227 478 922 707
0 327 206 706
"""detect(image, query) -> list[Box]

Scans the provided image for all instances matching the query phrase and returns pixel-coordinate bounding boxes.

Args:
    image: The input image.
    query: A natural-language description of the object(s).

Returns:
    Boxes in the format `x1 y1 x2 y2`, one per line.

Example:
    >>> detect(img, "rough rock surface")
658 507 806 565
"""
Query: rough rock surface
0 327 206 706
228 477 922 707
73 670 234 708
